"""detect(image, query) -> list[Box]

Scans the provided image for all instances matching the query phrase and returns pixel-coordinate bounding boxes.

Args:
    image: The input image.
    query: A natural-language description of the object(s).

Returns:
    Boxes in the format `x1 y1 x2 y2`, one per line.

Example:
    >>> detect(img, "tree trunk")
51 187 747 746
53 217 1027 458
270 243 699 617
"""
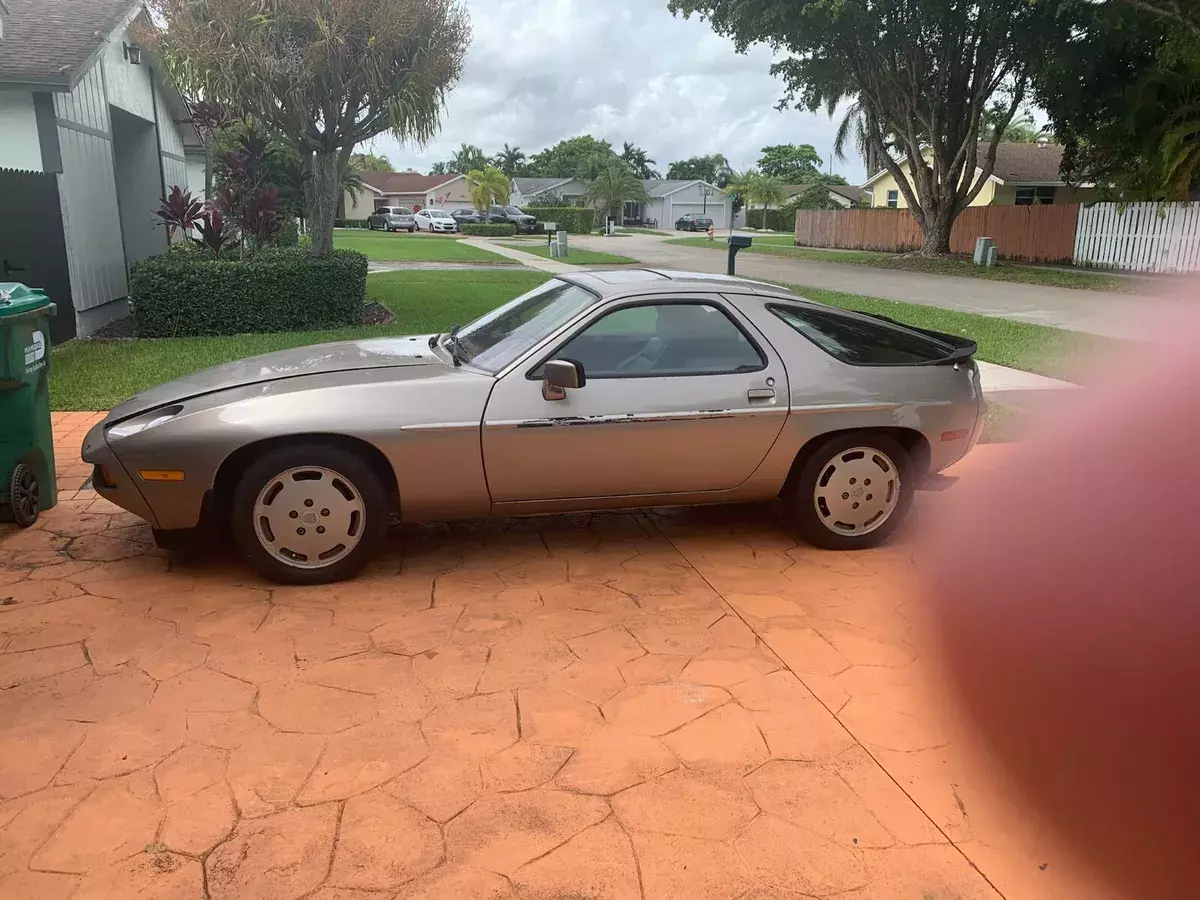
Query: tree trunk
204 142 213 201
918 204 954 256
307 149 340 258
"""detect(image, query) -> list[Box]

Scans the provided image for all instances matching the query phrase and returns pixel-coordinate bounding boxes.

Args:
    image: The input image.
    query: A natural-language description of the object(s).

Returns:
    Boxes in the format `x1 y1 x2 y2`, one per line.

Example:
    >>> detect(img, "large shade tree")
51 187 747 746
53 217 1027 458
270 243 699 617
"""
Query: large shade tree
671 0 1078 255
527 136 622 180
1036 1 1200 200
757 143 823 181
151 0 471 257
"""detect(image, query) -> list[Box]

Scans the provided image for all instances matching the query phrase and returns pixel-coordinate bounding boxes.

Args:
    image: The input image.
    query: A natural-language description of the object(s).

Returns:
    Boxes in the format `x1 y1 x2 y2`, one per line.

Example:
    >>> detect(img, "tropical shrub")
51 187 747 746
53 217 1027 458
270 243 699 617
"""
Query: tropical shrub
523 206 595 234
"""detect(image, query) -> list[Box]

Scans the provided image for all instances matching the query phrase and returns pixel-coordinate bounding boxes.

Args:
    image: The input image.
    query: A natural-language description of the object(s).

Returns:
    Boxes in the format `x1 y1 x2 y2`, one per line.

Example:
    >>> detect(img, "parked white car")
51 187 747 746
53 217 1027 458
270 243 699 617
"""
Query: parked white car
414 209 459 233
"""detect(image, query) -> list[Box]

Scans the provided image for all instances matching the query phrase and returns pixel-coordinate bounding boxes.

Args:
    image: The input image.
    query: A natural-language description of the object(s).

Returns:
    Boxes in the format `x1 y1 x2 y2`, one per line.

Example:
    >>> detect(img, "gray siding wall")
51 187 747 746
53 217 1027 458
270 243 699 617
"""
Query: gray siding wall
54 63 128 314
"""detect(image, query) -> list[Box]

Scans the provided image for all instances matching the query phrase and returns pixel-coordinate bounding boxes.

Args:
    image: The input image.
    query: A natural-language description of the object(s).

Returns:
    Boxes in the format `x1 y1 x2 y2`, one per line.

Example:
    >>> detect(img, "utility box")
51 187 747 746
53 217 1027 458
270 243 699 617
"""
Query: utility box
556 230 568 257
985 246 998 267
0 283 57 526
973 237 995 265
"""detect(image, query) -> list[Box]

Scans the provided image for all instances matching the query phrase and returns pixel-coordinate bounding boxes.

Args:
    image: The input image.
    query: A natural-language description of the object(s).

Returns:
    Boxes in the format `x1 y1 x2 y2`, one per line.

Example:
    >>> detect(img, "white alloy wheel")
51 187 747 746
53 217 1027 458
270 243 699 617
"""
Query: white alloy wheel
252 466 366 569
811 446 901 536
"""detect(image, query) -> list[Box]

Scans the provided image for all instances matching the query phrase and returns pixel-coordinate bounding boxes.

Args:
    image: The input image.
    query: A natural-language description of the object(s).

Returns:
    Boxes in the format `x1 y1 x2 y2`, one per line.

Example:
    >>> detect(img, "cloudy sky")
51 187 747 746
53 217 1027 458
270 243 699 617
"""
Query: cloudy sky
367 0 868 184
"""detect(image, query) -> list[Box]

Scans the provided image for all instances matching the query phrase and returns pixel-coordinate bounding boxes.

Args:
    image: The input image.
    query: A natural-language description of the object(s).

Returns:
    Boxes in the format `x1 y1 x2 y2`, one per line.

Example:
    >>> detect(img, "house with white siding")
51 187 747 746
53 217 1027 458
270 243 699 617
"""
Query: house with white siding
510 177 731 230
0 0 198 340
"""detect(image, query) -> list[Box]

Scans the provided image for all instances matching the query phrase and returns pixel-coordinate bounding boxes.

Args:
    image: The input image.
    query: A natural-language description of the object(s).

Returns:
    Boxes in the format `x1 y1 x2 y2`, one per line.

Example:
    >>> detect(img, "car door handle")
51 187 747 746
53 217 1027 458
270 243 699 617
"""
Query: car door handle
747 389 775 401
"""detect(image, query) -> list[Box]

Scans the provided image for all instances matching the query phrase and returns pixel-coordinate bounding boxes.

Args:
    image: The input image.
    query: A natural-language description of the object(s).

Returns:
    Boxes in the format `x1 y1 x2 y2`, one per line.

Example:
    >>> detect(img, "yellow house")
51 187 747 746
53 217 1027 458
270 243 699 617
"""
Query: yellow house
864 142 1097 208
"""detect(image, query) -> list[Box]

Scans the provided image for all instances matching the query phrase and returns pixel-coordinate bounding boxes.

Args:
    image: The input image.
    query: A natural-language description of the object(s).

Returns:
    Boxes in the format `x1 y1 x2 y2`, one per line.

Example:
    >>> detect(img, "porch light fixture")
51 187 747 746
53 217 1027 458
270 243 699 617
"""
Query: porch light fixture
123 41 142 65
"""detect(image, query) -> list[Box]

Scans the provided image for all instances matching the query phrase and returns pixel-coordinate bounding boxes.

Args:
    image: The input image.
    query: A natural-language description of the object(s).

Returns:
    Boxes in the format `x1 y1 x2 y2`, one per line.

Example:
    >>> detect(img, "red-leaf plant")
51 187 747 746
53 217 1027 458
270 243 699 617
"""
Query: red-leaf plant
155 186 204 240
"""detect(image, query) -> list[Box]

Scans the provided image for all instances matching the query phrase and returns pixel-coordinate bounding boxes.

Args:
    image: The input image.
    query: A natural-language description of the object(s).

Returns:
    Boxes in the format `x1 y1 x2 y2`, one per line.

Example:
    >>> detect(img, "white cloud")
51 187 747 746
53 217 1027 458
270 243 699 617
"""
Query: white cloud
366 0 868 183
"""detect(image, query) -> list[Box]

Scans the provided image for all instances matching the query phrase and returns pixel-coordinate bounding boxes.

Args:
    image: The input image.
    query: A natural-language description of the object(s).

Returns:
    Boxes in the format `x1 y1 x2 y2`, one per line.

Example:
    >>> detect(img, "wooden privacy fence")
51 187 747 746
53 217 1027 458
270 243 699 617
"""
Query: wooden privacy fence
1074 202 1200 273
794 204 1081 263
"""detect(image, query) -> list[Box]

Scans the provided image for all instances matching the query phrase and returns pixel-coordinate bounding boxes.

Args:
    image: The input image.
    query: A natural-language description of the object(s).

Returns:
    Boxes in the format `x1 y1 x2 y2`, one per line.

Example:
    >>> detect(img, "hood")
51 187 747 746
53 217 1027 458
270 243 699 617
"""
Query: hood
109 334 442 421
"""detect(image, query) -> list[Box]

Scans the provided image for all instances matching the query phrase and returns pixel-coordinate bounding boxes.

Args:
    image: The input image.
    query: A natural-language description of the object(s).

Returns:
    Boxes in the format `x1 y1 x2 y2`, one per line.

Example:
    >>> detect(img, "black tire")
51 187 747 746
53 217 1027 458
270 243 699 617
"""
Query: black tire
408 225 416 233
8 462 40 527
229 443 391 584
786 432 913 551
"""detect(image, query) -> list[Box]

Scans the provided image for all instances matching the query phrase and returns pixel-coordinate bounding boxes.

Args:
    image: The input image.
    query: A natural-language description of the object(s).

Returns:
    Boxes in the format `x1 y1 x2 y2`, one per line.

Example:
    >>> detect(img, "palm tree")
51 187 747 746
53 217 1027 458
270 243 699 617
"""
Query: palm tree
728 169 786 229
492 143 527 177
621 142 660 180
466 165 511 212
587 162 652 224
450 143 487 175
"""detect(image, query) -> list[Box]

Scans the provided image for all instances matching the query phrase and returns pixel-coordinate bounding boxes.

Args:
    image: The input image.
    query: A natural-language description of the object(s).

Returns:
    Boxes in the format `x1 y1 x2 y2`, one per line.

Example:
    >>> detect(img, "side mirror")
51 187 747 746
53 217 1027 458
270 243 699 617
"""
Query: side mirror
542 359 586 401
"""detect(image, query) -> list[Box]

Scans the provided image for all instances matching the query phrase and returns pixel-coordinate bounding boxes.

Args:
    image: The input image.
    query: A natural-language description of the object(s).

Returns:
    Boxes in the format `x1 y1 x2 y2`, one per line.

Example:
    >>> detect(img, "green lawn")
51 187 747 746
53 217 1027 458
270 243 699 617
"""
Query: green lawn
668 236 1136 293
498 243 638 266
615 227 669 236
333 230 511 264
51 267 1128 411
50 270 549 410
787 283 1127 384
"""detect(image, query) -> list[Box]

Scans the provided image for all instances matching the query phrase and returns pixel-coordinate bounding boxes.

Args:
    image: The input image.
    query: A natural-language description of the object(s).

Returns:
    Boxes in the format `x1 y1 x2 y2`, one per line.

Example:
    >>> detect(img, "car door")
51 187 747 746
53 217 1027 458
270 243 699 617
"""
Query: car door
481 295 789 502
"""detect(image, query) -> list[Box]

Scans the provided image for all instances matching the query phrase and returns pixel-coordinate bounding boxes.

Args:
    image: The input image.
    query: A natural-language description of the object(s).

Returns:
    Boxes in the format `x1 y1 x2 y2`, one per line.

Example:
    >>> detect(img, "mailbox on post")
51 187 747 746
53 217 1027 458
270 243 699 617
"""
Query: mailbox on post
728 235 753 275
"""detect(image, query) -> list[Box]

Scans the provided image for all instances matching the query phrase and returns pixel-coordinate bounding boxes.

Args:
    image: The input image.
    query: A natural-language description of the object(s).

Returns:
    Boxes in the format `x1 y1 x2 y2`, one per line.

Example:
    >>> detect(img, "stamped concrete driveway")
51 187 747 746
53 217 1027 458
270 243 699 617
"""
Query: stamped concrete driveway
0 414 1113 900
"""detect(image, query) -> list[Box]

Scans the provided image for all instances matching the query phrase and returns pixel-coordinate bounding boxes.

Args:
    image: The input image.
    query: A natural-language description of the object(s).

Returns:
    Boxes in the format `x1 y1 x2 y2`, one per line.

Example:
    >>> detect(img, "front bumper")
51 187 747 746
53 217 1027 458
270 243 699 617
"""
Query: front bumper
431 223 458 232
81 421 160 528
515 221 537 233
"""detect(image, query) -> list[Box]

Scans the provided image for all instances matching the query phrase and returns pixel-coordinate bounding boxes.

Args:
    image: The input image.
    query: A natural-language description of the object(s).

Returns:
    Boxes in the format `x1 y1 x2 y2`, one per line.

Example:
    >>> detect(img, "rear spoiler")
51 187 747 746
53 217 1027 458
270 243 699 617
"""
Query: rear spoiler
863 312 978 366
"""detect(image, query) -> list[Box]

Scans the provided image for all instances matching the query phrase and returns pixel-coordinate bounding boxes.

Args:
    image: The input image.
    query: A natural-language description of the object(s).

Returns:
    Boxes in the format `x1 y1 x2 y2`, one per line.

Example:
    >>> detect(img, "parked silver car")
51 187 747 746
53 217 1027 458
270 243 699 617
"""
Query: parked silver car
367 206 416 232
82 270 982 584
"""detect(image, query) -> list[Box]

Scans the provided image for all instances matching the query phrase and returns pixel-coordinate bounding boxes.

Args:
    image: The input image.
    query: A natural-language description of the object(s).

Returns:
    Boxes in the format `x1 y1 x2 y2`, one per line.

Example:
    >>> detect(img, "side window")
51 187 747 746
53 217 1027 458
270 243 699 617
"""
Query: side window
551 302 764 378
769 303 950 365
886 190 899 208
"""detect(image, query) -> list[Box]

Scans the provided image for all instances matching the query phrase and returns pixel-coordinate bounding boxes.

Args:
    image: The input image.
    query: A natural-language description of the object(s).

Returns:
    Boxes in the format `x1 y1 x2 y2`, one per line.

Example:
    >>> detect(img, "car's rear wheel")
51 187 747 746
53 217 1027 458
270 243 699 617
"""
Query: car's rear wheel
230 443 390 584
787 432 912 551
408 225 416 233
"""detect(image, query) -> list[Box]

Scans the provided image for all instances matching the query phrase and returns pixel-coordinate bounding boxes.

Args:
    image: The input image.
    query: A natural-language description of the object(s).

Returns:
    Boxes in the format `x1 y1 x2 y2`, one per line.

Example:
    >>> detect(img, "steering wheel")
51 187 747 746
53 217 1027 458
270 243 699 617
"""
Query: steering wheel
614 337 664 373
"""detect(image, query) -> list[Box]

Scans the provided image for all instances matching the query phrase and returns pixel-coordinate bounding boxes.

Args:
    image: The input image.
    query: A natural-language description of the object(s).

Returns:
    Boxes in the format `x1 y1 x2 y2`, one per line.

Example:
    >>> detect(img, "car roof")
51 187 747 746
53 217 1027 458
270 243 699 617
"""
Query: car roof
558 268 805 303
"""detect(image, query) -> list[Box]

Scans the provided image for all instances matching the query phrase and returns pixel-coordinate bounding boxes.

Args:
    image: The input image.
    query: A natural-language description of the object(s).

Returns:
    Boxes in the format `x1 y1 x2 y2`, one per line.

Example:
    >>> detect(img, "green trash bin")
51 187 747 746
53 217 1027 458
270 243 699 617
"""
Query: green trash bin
0 283 57 527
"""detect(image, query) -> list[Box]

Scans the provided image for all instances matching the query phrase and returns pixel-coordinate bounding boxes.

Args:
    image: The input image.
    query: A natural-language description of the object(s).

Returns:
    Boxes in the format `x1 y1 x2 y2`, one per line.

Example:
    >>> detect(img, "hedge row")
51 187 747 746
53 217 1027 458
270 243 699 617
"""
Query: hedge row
460 223 517 237
522 206 596 235
130 249 368 338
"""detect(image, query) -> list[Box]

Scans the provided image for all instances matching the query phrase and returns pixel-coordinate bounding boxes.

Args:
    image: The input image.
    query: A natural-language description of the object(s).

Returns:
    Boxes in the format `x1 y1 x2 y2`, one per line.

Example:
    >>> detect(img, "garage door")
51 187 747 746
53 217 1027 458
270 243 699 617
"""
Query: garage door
669 201 728 229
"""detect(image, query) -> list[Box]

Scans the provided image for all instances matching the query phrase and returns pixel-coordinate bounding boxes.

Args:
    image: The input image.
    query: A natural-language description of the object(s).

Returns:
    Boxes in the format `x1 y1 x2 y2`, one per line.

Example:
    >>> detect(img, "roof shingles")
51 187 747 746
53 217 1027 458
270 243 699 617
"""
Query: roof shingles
0 0 134 84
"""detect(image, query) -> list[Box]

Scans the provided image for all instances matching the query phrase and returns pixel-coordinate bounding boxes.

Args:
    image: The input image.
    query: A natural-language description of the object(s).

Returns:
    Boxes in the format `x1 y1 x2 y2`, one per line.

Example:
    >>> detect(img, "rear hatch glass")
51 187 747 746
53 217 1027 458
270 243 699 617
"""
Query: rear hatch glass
768 303 976 366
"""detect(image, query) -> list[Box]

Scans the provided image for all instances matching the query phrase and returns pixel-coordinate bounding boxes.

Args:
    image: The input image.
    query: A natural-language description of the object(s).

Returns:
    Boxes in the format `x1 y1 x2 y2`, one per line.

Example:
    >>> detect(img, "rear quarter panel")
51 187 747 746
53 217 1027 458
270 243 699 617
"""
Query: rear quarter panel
727 293 983 486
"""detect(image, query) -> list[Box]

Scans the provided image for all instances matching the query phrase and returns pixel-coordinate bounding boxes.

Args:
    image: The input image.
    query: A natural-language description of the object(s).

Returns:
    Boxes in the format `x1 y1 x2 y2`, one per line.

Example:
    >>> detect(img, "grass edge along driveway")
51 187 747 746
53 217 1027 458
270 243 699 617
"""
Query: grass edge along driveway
668 235 1137 293
50 268 1130 411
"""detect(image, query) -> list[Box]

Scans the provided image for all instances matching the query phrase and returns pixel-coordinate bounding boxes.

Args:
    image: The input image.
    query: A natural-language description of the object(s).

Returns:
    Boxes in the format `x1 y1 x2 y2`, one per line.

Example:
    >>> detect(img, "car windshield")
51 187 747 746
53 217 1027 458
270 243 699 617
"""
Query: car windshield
426 209 451 219
504 207 525 216
394 208 412 215
453 279 598 372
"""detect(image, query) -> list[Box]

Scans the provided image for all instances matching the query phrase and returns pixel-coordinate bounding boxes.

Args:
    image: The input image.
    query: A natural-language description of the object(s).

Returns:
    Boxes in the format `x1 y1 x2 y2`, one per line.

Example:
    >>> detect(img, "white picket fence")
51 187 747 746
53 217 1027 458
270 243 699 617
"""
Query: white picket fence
1073 202 1200 273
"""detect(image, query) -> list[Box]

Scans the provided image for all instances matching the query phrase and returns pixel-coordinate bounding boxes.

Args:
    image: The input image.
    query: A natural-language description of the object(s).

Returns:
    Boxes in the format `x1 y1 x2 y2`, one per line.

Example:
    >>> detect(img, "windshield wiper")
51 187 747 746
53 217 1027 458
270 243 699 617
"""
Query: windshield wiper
442 324 467 367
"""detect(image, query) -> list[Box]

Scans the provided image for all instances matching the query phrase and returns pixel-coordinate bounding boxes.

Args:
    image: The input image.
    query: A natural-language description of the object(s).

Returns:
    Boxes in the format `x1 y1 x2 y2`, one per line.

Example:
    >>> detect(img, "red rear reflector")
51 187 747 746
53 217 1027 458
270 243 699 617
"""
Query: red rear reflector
941 429 969 442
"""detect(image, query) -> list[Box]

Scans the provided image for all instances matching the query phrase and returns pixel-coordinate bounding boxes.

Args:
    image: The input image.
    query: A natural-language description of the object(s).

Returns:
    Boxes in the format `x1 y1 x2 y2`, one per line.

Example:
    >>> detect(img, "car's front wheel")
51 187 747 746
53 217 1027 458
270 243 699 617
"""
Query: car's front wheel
787 432 912 551
230 443 391 584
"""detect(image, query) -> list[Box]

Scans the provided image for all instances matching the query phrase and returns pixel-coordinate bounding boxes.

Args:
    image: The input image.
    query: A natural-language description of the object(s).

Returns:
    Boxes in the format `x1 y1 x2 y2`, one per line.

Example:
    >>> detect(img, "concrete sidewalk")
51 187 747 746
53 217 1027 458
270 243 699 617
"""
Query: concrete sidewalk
459 238 574 274
581 233 1184 341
